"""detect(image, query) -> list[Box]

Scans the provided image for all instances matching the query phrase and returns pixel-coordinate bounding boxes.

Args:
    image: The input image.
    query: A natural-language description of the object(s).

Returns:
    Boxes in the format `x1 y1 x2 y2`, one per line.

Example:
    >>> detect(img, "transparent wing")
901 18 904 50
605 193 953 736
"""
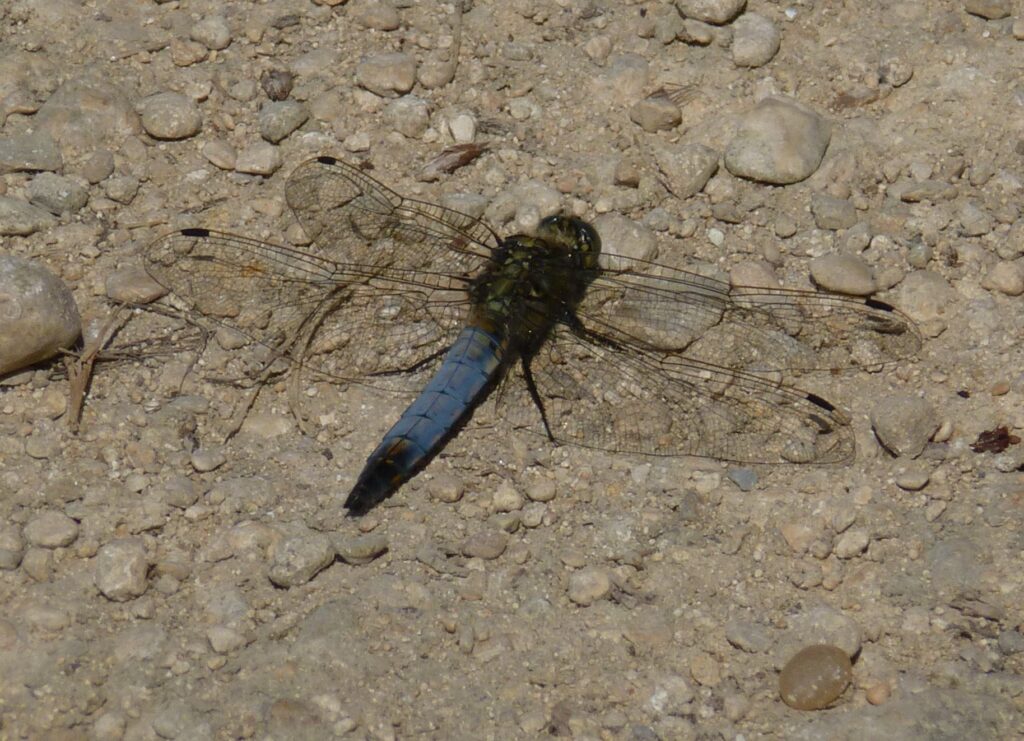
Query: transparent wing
579 253 921 374
285 155 501 272
502 321 855 464
143 228 472 384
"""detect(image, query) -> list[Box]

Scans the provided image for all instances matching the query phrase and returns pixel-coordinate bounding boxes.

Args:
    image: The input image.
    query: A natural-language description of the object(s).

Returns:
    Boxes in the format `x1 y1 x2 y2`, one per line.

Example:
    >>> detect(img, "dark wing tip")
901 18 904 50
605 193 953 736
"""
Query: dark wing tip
805 392 837 412
864 297 895 312
180 227 210 238
317 155 339 165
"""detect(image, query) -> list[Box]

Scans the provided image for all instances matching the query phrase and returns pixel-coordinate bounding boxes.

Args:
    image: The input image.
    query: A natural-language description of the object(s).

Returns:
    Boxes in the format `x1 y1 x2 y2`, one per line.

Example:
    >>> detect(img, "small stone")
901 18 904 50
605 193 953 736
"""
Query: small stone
653 143 719 200
157 476 201 509
779 522 817 554
191 447 226 472
383 95 430 138
355 52 417 97
267 528 334 587
809 254 876 295
865 682 892 705
731 13 781 68
964 0 1011 20
95 537 149 601
0 524 25 570
492 483 524 512
235 141 282 175
834 529 870 559
461 530 509 560
725 96 831 185
23 511 79 548
726 467 757 491
140 92 202 140
105 265 166 304
958 201 993 236
871 393 939 457
779 645 853 710
981 261 1024 296
104 174 140 204
259 100 309 143
27 172 89 215
725 618 772 653
0 255 81 375
690 652 722 686
567 565 612 606
0 196 56 236
0 131 62 174
629 94 681 132
22 547 52 581
78 149 115 184
525 479 556 503
676 0 746 25
207 625 248 653
810 192 858 230
350 0 401 30
202 140 238 170
190 15 232 50
260 69 294 101
448 113 476 144
334 532 389 565
895 463 931 491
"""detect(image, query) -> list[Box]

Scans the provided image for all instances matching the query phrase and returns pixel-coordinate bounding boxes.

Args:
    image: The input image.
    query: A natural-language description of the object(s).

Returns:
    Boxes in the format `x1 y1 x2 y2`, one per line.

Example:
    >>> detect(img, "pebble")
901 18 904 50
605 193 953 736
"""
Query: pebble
648 675 694 716
104 174 139 204
810 192 858 230
23 511 79 548
383 95 430 138
676 0 746 25
653 143 720 199
809 254 876 295
350 0 401 31
0 196 57 236
234 141 283 175
140 92 202 140
491 483 524 512
870 393 939 457
591 54 649 106
202 139 238 170
731 13 781 68
105 265 166 304
724 96 831 184
191 447 227 472
784 605 862 659
568 565 612 606
334 532 389 565
260 69 294 101
895 270 956 322
725 618 772 653
779 645 853 710
156 476 201 509
190 15 232 50
207 625 248 653
629 94 681 132
36 78 142 152
958 201 993 236
865 681 892 705
981 260 1024 296
461 530 508 560
0 131 62 174
95 537 149 601
833 529 870 559
592 213 658 264
0 524 25 570
259 100 309 143
963 0 1011 20
79 149 115 184
267 528 334 587
26 172 88 215
0 255 81 375
22 547 52 581
355 52 417 97
447 113 476 144
895 463 932 491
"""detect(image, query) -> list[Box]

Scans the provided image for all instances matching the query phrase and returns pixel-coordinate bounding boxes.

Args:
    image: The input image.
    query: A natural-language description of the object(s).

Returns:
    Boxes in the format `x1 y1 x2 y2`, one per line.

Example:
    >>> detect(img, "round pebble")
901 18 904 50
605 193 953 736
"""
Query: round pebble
140 92 202 140
334 532 389 565
779 644 853 710
731 13 781 68
0 524 25 570
676 0 746 25
461 530 509 560
0 255 81 375
567 566 612 606
190 15 232 51
23 511 79 548
629 94 681 132
0 196 57 236
259 100 309 143
981 260 1024 296
725 96 831 184
870 393 939 457
234 141 283 175
267 529 334 587
809 254 876 295
105 265 166 304
355 52 417 97
26 172 88 215
95 538 149 601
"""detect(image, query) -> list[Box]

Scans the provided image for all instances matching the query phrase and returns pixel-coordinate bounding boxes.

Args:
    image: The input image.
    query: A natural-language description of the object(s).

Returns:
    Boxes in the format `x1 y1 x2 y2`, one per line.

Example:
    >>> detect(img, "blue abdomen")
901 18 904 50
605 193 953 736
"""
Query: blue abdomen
344 325 507 514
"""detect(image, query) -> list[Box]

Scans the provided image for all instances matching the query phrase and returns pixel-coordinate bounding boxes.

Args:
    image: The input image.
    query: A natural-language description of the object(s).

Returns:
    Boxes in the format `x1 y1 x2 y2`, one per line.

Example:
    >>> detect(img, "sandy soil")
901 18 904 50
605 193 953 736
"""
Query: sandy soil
1 0 1023 739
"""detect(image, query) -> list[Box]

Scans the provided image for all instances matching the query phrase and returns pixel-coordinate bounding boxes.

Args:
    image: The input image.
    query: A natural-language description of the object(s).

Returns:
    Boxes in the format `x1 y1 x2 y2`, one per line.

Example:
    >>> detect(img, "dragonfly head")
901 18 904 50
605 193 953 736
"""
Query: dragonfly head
537 215 602 269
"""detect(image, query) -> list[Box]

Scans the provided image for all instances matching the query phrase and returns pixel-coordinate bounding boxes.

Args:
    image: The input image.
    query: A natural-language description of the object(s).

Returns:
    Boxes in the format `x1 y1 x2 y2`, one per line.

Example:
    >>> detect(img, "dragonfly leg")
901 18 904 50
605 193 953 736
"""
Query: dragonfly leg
520 356 556 442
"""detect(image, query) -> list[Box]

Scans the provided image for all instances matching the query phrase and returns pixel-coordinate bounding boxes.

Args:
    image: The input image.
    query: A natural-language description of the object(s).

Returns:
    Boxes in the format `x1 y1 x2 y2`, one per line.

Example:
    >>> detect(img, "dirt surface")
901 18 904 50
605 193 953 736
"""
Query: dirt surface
2 0 1024 739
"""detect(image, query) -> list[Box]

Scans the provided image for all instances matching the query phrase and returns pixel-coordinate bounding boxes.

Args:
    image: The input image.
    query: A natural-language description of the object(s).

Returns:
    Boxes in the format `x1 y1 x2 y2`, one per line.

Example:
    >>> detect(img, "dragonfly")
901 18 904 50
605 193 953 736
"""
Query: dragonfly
144 155 921 515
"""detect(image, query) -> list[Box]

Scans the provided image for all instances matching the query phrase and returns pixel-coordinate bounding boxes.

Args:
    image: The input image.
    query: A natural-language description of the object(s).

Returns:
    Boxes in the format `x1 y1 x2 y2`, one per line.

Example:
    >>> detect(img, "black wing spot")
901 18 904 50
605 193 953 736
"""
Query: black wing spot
865 298 895 312
181 227 210 237
317 155 338 165
806 392 836 412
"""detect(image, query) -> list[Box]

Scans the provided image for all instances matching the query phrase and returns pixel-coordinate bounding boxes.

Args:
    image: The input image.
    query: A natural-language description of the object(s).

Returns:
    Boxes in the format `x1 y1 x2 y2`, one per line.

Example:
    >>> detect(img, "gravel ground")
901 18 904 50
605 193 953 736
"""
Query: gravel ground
2 0 1024 739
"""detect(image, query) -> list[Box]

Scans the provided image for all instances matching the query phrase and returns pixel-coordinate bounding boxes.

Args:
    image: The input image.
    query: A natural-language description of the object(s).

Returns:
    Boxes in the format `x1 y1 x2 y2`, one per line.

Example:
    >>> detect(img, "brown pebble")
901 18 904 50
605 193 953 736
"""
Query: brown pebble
990 380 1010 396
865 681 891 705
778 644 853 710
